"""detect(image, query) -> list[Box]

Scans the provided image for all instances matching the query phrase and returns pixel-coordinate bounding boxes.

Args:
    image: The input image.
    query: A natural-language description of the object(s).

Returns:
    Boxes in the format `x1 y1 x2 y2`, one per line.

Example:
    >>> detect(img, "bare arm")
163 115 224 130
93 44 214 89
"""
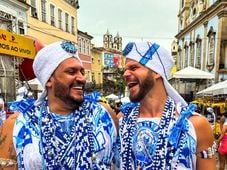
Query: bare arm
217 124 227 145
189 115 216 170
0 113 19 170
116 112 123 120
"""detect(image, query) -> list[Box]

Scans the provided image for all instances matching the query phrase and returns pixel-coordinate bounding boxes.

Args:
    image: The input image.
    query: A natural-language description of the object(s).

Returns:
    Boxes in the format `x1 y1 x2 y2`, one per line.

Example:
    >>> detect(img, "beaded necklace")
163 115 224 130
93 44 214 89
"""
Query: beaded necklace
40 100 113 169
120 97 174 169
15 98 116 169
40 103 76 169
120 97 196 170
16 99 99 169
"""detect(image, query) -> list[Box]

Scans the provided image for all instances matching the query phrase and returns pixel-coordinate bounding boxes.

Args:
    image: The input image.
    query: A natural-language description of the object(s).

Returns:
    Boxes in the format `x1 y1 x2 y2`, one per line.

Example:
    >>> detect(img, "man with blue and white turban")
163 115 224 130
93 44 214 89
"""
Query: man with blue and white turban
0 40 118 169
118 41 216 170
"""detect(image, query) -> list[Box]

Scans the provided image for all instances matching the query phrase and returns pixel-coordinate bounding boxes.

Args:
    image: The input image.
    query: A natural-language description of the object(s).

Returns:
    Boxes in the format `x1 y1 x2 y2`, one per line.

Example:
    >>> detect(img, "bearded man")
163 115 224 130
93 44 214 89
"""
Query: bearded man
0 41 118 169
118 42 216 170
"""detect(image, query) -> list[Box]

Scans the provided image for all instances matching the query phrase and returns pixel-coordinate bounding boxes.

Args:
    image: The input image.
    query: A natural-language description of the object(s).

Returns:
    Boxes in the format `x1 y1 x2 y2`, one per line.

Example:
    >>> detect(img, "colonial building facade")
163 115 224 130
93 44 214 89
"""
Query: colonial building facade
90 46 103 90
0 0 80 102
27 0 79 44
175 0 227 82
174 0 227 101
103 29 122 51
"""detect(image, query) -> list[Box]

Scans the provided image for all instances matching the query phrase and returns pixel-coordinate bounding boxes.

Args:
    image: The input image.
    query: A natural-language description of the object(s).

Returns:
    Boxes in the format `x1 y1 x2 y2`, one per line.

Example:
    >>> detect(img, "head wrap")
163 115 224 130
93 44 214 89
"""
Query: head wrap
207 107 214 113
33 40 81 105
123 41 187 107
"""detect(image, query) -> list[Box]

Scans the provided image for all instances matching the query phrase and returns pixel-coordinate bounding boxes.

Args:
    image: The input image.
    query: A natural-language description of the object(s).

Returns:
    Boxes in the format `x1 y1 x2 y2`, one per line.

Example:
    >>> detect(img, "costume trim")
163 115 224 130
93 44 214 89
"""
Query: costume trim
14 98 116 169
119 97 197 170
197 142 217 159
0 158 17 167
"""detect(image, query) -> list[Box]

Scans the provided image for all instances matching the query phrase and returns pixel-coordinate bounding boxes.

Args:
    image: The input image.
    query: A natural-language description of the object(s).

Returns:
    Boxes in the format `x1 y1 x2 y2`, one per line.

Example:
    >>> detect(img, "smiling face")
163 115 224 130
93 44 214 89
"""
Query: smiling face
47 57 86 109
123 59 155 102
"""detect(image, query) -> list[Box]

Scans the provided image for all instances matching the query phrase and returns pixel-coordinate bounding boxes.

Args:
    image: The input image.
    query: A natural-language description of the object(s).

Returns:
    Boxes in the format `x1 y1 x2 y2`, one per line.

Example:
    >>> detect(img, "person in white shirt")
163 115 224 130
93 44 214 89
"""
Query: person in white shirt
0 97 6 126
206 107 216 131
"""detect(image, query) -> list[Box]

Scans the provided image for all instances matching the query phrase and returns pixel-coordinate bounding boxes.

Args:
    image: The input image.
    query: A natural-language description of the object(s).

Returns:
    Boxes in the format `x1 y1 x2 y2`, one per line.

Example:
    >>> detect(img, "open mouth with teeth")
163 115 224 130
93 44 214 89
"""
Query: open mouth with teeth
72 86 83 90
71 86 84 94
127 81 138 89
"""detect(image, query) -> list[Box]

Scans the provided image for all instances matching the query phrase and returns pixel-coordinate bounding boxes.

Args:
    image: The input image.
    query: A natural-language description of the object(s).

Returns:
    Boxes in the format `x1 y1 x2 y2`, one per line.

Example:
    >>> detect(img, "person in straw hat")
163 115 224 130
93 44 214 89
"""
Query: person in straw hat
0 40 118 169
118 41 216 169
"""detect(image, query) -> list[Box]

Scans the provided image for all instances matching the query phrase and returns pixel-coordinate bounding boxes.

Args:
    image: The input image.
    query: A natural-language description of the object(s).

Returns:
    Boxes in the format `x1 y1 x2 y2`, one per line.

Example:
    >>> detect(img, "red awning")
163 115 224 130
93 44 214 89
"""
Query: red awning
19 35 44 81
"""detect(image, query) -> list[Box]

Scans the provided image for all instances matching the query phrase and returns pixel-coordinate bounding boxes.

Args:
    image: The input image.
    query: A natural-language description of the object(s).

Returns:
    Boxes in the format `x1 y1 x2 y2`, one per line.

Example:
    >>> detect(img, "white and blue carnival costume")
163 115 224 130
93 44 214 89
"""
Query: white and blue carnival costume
119 99 197 170
11 41 118 169
118 42 199 169
13 95 117 169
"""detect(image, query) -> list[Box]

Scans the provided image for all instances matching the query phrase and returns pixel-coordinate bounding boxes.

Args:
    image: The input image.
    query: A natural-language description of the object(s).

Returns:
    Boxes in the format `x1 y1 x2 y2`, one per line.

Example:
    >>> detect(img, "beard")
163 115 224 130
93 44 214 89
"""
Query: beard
130 71 154 102
54 79 84 110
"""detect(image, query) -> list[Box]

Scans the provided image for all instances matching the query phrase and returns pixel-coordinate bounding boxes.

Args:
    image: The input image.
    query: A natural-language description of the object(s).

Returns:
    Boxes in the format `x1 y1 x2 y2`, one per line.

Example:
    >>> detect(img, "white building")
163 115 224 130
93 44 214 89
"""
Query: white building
173 0 227 101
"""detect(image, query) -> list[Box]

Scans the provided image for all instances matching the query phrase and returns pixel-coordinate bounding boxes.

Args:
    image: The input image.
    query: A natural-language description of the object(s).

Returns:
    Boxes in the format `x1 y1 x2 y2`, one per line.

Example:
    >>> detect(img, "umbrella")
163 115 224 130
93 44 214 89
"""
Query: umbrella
197 80 227 96
28 78 43 91
105 94 119 100
173 66 214 79
120 96 130 104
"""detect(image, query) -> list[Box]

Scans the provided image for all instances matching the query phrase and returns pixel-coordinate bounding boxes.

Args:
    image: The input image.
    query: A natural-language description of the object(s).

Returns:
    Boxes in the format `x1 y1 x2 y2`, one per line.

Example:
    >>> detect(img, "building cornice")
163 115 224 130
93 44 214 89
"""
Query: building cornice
78 30 93 40
175 0 227 39
91 47 103 53
63 0 79 9
217 7 227 18
7 0 30 10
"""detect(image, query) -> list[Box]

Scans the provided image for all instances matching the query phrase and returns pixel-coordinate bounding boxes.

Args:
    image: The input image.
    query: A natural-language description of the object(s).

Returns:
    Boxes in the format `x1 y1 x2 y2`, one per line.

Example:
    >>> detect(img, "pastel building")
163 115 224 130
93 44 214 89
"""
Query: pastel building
173 0 227 101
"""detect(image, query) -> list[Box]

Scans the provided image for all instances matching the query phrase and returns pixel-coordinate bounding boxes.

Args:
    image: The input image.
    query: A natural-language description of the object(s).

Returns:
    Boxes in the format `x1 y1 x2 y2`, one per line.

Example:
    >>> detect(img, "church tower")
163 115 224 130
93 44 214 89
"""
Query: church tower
103 29 113 49
113 32 122 51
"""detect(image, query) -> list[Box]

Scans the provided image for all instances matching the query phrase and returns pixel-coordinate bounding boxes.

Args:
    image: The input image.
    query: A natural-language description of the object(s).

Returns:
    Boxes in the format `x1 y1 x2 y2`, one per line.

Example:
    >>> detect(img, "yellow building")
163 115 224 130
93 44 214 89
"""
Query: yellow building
0 0 79 102
91 47 103 90
90 45 125 93
27 0 79 44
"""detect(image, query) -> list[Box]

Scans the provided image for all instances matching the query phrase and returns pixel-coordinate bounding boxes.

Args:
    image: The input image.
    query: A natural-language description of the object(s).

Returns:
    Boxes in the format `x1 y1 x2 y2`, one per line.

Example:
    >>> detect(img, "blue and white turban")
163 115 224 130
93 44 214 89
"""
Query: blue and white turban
123 41 187 107
33 40 81 105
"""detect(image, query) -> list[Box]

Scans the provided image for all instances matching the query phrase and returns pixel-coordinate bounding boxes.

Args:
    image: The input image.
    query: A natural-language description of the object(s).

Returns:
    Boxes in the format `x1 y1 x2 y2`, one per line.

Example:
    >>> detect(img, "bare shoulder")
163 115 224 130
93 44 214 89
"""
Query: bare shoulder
99 102 113 115
189 114 214 145
0 112 20 159
189 114 216 170
0 112 20 134
189 114 212 132
117 112 123 120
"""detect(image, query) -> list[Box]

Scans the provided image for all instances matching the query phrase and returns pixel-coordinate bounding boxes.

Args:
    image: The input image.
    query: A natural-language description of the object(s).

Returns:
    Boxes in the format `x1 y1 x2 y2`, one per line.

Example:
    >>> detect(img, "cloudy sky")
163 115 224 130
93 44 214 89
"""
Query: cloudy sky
77 0 179 50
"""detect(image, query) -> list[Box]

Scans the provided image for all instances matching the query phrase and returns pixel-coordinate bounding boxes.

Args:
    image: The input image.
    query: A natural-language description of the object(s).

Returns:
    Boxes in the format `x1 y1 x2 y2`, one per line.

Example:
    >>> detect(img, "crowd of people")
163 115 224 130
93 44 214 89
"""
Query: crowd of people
0 40 220 169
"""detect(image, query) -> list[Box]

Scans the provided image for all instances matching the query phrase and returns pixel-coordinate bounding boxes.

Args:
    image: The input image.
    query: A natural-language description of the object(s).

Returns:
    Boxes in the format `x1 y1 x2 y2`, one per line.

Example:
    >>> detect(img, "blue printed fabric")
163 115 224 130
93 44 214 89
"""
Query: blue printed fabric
119 97 197 170
13 98 117 170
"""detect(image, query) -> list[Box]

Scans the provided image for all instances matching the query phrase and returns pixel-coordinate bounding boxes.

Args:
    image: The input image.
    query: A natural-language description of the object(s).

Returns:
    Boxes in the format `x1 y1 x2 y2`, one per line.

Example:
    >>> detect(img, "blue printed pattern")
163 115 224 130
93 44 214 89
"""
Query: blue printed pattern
133 120 160 167
13 98 117 169
60 40 77 54
119 97 197 170
139 43 160 65
84 91 102 102
122 42 134 56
